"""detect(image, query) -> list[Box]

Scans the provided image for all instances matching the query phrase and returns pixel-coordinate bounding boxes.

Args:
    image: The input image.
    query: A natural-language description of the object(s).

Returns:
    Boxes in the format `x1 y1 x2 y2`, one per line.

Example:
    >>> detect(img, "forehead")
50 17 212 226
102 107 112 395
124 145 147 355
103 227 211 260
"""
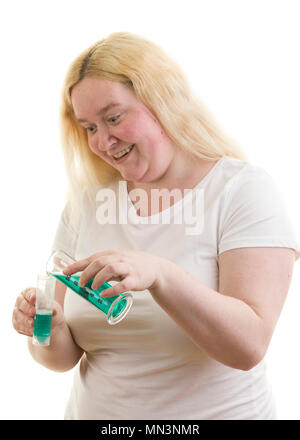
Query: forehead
71 77 135 116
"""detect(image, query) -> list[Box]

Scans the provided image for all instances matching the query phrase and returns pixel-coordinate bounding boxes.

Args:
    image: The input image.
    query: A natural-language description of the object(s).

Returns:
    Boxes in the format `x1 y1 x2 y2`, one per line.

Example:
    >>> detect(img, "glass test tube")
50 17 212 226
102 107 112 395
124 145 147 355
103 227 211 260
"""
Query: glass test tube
46 250 133 325
33 273 56 346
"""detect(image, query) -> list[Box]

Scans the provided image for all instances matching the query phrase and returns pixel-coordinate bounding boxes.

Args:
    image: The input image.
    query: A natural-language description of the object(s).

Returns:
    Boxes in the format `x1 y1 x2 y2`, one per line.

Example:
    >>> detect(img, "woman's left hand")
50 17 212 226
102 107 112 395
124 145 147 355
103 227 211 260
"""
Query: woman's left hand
62 249 166 298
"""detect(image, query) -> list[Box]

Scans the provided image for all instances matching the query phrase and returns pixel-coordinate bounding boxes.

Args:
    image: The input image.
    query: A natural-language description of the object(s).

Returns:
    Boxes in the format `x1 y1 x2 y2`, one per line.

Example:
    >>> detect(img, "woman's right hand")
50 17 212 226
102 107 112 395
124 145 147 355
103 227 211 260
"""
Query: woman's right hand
12 287 65 337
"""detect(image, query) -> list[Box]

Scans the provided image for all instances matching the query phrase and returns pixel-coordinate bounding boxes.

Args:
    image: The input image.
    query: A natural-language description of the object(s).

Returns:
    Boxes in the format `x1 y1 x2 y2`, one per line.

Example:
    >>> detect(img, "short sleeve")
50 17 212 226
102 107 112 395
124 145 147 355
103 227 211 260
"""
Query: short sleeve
51 200 80 259
218 168 300 261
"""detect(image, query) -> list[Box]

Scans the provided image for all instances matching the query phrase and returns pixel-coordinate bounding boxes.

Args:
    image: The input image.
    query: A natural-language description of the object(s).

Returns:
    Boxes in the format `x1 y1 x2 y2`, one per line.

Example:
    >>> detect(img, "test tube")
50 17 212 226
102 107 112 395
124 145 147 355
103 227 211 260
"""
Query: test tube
32 273 56 346
46 250 133 325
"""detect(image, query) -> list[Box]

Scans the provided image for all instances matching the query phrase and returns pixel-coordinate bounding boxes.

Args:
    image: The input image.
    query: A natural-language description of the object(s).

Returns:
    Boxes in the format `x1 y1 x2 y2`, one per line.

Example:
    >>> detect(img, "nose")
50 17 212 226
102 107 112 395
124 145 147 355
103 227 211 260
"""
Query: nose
91 126 118 153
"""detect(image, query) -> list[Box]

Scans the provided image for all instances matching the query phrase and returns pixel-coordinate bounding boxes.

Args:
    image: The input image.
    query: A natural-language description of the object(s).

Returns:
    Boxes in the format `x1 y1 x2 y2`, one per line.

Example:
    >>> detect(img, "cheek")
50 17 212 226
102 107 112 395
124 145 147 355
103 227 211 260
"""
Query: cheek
123 109 162 141
152 144 174 167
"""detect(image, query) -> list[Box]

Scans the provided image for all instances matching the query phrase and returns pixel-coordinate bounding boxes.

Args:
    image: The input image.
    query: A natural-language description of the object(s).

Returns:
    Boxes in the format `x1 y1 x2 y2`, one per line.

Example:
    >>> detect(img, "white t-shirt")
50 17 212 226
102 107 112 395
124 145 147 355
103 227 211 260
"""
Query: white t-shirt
52 157 300 420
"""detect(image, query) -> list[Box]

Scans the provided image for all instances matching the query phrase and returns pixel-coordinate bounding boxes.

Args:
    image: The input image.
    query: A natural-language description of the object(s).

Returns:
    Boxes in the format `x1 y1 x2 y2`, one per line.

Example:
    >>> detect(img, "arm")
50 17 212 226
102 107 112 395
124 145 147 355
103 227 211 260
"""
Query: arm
27 278 84 372
150 247 295 370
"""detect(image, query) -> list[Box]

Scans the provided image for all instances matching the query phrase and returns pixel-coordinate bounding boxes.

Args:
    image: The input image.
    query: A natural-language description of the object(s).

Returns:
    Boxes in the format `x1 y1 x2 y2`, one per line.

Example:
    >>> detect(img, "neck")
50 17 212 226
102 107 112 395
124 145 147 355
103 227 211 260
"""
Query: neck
126 154 219 217
127 154 218 194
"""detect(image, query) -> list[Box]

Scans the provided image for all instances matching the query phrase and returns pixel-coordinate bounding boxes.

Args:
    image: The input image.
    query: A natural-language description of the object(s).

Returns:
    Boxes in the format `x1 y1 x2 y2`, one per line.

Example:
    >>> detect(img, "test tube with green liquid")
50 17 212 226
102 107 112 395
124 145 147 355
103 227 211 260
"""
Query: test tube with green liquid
33 274 56 346
46 250 133 325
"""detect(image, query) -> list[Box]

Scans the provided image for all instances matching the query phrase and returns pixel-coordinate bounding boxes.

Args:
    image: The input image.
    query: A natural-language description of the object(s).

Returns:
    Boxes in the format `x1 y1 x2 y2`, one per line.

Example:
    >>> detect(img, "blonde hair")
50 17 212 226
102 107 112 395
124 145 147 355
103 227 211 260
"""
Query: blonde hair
60 31 248 230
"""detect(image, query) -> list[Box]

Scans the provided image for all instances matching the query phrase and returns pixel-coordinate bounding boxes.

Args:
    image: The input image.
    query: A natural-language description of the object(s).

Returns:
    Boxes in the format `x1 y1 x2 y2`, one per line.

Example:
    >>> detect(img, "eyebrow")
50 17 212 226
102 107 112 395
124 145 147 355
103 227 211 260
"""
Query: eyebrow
76 103 121 123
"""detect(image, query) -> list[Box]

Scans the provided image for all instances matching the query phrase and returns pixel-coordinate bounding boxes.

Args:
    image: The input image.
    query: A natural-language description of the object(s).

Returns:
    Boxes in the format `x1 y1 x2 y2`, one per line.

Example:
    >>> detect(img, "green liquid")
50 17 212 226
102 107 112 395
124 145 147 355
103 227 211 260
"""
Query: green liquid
33 310 53 343
50 274 127 318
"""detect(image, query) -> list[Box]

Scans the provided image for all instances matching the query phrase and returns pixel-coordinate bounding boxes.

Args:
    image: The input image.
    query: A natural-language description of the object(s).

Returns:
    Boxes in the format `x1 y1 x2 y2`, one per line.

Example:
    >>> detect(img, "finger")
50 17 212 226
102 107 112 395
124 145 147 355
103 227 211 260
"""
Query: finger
52 302 61 317
62 258 90 276
16 294 36 317
12 308 34 336
77 256 116 287
62 250 121 276
18 330 32 337
101 276 135 298
91 262 128 290
21 287 36 304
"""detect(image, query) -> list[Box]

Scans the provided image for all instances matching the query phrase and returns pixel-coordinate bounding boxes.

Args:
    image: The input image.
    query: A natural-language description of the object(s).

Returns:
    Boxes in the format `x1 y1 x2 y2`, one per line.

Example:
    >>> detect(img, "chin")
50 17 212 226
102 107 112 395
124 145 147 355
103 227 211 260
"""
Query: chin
120 167 149 183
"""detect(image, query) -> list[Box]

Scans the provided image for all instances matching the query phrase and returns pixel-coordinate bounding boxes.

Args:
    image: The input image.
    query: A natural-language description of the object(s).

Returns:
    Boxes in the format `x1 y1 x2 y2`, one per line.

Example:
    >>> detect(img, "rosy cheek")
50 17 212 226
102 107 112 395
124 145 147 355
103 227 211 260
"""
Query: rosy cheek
117 121 139 140
124 114 155 141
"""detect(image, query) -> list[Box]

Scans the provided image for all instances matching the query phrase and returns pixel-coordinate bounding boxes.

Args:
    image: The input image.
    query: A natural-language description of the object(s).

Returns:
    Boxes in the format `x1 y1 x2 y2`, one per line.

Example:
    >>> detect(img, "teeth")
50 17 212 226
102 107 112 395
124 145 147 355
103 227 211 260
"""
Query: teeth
113 144 134 159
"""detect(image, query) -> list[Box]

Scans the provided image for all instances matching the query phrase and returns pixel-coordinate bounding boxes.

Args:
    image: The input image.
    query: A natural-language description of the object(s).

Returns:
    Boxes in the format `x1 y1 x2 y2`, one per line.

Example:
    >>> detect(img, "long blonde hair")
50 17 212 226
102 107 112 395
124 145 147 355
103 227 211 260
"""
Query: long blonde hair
60 32 248 230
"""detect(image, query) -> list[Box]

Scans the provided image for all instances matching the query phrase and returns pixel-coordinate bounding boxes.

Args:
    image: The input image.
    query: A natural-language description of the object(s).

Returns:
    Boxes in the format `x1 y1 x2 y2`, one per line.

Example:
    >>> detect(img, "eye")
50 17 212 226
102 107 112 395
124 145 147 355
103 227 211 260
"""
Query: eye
108 115 120 124
86 126 96 133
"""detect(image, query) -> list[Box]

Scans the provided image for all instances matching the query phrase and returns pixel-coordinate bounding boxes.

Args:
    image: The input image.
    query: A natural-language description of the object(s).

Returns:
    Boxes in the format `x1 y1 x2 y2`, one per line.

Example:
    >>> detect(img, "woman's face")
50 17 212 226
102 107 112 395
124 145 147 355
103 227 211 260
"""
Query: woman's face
71 76 177 184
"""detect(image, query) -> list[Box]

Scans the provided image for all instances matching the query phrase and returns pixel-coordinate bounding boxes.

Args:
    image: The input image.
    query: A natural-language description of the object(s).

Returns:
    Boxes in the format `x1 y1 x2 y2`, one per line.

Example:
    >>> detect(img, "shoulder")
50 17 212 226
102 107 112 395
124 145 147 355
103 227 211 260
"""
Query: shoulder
216 158 300 260
217 156 277 186
214 157 283 205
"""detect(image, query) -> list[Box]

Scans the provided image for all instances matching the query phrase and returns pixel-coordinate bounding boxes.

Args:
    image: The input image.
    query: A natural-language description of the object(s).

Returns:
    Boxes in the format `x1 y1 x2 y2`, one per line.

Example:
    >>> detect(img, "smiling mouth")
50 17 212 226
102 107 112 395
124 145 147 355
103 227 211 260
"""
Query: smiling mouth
112 144 135 160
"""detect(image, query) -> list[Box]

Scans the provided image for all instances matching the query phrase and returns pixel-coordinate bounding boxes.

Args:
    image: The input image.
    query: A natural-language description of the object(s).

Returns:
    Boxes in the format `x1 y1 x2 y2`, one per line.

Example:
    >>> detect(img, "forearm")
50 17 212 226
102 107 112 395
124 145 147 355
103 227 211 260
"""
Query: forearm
27 321 83 372
150 261 265 370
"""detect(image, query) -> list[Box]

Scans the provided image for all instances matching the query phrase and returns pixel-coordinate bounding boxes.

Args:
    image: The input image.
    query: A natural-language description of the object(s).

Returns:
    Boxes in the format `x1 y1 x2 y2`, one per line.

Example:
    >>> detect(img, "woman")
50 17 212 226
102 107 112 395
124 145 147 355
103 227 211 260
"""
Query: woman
12 32 299 420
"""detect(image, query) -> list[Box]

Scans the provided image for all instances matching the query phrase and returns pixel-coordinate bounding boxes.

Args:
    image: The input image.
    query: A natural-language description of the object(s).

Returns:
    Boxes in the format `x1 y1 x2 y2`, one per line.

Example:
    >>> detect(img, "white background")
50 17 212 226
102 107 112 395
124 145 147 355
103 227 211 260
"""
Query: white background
1 0 299 420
